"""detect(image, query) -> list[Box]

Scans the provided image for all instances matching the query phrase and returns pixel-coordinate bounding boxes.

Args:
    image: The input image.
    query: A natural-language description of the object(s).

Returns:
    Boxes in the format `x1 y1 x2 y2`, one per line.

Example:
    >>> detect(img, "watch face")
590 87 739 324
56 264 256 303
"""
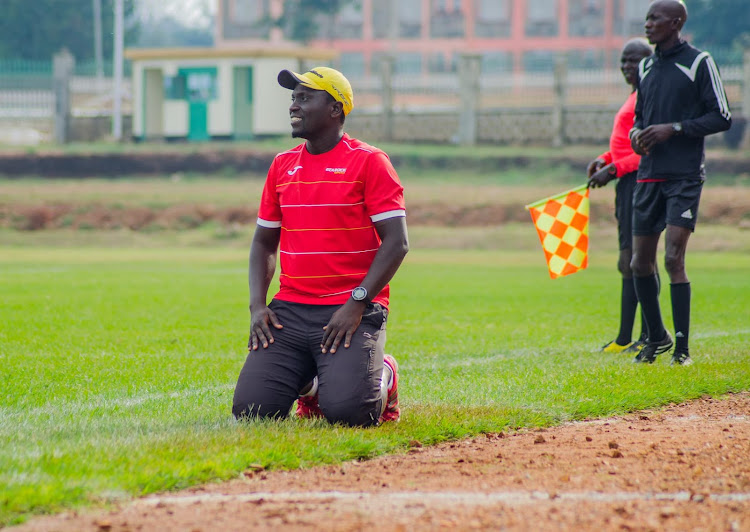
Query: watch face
673 122 682 132
352 287 367 301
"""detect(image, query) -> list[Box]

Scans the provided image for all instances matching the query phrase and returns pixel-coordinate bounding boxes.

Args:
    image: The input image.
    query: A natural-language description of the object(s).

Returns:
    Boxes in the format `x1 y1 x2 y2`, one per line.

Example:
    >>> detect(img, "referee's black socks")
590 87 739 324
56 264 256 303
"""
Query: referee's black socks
617 278 638 346
671 282 691 353
634 273 667 343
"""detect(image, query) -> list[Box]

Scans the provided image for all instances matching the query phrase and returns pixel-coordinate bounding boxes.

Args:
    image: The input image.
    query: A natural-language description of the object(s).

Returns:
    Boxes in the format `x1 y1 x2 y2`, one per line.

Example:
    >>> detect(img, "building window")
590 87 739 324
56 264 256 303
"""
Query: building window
315 0 363 39
569 0 604 37
222 0 271 39
338 0 363 38
613 0 650 36
475 0 511 38
430 0 465 38
373 0 421 39
164 74 186 100
315 0 363 40
396 52 422 74
526 0 558 37
481 51 512 74
523 50 556 72
399 0 422 38
186 72 217 101
232 0 262 24
372 4 388 39
339 53 365 77
164 71 217 101
427 52 447 73
567 49 605 69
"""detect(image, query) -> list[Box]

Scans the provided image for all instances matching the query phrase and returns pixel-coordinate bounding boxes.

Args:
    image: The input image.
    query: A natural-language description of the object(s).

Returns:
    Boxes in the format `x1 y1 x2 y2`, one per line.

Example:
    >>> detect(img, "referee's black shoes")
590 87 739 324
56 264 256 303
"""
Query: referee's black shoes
633 332 674 364
670 349 694 366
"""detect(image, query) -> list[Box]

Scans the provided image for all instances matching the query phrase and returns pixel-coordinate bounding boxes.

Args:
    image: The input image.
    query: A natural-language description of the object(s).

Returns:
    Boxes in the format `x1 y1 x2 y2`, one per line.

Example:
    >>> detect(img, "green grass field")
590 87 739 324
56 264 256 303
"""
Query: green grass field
2 240 749 526
2 163 749 526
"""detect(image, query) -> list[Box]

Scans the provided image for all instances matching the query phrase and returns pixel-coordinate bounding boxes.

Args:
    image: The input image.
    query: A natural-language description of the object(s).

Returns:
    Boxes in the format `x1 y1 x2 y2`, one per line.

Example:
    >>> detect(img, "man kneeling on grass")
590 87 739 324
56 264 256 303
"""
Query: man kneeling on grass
232 67 409 427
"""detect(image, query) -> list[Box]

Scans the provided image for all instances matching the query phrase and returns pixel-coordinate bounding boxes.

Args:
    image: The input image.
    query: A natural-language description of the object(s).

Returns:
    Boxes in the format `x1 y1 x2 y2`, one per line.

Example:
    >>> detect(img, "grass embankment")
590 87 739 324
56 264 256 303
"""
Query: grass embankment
2 164 750 234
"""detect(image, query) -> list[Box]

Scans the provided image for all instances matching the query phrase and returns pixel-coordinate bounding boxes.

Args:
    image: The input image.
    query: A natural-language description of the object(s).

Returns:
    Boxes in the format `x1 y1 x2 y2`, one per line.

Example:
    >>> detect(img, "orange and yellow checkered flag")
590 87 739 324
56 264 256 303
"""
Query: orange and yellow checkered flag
525 184 590 279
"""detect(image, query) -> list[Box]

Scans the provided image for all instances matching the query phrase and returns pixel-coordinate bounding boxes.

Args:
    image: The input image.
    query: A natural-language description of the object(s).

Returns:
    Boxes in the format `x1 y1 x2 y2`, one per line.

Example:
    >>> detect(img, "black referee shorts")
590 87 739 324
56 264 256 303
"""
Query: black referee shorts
633 179 704 235
232 299 388 427
615 172 636 250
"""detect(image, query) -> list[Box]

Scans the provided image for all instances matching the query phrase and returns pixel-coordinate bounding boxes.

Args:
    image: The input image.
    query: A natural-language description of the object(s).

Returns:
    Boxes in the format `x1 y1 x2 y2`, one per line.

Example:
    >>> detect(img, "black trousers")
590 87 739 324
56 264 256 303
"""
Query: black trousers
232 299 388 427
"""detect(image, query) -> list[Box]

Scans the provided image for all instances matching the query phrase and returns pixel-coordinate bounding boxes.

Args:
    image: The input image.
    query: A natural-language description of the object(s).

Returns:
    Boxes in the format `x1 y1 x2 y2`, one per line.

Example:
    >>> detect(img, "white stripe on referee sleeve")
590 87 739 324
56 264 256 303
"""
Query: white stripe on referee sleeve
257 218 282 228
370 209 406 223
705 56 731 121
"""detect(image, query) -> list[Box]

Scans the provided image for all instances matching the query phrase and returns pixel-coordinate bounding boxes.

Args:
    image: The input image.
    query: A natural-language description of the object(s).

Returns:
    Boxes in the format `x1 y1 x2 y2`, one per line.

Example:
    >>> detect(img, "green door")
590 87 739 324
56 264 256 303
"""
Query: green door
179 67 217 141
188 100 208 141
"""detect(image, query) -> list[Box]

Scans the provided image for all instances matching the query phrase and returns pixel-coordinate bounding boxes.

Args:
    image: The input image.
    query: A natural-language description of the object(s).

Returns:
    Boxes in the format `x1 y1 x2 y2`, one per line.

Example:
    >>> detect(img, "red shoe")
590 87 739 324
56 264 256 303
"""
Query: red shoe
379 354 400 423
295 394 324 418
295 377 324 419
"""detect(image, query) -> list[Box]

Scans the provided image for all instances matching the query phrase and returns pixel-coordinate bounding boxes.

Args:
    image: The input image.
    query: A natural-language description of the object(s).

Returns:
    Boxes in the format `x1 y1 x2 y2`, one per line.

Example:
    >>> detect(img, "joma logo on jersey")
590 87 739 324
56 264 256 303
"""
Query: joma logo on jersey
325 167 347 174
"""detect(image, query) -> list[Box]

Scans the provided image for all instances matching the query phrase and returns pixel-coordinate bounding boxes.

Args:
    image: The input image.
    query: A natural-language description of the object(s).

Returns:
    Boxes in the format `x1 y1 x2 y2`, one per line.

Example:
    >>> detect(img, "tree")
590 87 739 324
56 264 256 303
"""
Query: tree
277 0 354 44
686 0 750 50
0 0 138 61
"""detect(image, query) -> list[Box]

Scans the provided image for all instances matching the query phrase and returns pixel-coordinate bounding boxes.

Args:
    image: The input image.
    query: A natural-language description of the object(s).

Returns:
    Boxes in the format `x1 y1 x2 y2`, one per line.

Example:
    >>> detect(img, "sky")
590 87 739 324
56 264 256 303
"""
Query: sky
136 0 216 28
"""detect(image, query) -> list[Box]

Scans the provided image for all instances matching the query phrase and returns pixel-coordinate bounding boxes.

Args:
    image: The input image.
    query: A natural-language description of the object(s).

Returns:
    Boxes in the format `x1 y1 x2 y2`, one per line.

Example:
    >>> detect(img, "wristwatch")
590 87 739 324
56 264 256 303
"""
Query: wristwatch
607 165 617 177
671 122 683 135
351 286 368 302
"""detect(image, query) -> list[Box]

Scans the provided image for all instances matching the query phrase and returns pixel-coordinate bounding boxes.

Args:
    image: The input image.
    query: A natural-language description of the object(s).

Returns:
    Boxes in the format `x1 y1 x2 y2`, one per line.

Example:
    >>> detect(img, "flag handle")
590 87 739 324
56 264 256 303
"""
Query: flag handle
524 183 589 210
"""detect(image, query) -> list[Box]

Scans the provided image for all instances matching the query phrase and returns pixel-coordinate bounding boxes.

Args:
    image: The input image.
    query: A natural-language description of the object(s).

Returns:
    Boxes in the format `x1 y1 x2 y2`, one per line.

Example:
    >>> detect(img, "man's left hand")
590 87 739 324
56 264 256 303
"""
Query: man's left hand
321 300 366 354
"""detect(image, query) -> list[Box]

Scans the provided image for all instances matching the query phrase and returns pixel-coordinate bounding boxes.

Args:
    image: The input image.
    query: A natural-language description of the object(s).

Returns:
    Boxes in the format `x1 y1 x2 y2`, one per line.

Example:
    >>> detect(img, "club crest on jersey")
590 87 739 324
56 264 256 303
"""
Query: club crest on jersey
325 167 347 174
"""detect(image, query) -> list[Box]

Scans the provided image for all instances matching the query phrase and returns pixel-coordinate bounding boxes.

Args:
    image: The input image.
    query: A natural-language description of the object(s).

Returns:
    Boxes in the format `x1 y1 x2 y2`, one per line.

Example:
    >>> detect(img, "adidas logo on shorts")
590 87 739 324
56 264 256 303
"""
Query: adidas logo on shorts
681 209 693 219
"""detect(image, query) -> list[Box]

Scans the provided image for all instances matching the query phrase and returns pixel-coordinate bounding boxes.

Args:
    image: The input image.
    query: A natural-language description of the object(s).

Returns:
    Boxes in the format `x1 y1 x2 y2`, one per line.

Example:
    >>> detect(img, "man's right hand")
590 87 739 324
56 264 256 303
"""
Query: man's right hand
248 305 283 351
587 158 606 178
588 164 616 188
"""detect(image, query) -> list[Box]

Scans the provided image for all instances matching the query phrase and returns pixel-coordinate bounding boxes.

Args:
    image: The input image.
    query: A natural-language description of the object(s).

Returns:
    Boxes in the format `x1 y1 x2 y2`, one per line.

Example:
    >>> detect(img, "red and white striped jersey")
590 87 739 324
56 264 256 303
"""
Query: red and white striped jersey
257 134 406 308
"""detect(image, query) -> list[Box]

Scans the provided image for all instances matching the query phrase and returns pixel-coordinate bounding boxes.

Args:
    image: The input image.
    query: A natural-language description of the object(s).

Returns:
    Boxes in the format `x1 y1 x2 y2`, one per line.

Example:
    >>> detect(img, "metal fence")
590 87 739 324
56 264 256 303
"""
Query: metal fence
1 60 132 114
0 49 746 146
343 51 747 146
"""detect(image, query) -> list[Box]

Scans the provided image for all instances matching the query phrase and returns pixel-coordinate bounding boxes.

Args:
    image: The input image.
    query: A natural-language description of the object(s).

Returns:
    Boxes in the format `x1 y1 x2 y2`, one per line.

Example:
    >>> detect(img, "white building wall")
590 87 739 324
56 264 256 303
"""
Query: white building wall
131 65 143 136
253 59 296 135
163 101 188 136
209 60 233 136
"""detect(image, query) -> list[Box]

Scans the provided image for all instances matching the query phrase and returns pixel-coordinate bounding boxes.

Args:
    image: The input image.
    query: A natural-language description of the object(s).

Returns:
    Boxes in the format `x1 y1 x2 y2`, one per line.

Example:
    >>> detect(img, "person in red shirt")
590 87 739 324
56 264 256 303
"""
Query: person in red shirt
232 67 409 427
587 38 653 354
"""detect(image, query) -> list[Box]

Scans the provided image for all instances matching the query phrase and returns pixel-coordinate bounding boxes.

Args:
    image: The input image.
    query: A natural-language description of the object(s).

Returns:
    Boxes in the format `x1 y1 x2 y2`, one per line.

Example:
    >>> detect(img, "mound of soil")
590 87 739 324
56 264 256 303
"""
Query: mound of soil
3 194 750 231
0 204 258 231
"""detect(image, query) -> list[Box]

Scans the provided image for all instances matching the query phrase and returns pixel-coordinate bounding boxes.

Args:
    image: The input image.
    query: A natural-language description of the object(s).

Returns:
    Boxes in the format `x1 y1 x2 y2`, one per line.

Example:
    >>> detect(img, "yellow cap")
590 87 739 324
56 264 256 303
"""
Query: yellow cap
278 66 354 116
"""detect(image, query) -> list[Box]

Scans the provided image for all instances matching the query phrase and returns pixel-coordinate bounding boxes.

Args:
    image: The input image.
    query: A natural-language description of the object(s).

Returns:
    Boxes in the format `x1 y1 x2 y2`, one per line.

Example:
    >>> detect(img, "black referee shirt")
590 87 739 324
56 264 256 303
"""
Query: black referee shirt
634 40 732 181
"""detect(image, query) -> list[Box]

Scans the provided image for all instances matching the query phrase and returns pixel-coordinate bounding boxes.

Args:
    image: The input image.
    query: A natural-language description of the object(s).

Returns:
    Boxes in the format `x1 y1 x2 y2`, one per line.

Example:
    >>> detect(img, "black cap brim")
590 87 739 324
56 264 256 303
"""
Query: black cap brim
278 69 302 90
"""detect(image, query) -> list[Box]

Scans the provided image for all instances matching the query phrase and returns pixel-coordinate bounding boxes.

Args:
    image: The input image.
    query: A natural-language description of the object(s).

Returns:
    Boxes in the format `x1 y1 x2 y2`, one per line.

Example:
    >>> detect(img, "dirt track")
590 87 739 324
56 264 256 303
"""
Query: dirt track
13 393 749 532
3 185 750 231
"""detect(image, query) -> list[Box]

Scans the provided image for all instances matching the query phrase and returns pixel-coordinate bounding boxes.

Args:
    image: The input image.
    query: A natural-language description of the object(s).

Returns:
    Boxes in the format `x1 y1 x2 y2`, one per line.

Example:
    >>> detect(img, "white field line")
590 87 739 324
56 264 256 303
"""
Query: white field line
0 383 234 424
407 328 750 370
692 328 750 339
136 489 750 508
3 327 747 422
